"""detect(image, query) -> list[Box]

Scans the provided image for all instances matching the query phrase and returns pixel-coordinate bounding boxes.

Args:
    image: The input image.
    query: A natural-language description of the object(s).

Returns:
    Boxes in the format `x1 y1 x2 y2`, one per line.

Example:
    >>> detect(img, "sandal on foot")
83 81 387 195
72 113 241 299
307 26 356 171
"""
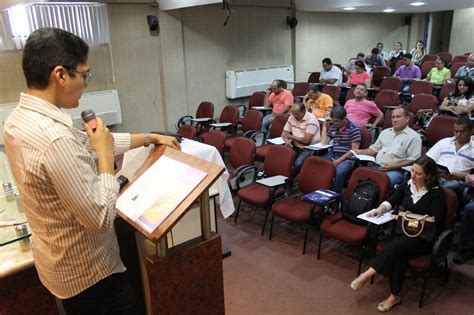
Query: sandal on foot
377 297 402 312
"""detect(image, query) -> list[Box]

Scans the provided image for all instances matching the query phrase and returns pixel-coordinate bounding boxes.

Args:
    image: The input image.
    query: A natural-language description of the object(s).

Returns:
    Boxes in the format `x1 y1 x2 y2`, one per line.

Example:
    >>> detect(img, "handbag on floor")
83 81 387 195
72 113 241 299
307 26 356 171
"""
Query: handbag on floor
396 211 436 242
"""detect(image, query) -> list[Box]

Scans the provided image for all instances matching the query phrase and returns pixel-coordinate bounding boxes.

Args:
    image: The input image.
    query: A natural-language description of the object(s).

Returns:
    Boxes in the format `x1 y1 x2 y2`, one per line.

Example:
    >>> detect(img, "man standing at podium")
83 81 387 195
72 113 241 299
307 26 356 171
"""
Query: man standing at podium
3 28 180 314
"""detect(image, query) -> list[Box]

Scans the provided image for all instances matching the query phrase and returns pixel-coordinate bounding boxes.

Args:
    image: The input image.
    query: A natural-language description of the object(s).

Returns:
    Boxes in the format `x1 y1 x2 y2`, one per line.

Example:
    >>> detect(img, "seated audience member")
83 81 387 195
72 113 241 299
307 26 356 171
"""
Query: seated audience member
454 53 474 80
453 182 474 265
261 79 294 133
346 61 371 88
282 103 320 178
345 85 384 129
365 47 386 70
350 156 445 312
377 42 389 60
426 117 473 203
320 107 361 193
319 58 343 86
394 53 421 93
346 53 366 75
409 40 426 65
354 107 422 188
387 41 406 74
303 85 333 119
439 77 474 118
425 57 450 85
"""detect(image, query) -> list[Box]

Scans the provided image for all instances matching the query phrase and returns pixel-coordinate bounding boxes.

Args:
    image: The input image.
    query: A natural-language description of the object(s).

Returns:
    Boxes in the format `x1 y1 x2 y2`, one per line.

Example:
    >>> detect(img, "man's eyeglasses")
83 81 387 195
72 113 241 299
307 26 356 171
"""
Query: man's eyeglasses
64 67 92 85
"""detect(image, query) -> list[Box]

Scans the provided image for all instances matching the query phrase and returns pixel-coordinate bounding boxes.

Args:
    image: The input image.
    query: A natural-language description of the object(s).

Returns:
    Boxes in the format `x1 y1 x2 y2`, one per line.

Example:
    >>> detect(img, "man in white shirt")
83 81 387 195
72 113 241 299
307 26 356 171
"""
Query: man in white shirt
320 58 343 86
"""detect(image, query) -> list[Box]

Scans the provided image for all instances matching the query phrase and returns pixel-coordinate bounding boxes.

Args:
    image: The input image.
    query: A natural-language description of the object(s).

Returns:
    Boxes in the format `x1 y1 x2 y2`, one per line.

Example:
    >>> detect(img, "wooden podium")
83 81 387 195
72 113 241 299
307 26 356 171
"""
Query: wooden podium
115 145 225 315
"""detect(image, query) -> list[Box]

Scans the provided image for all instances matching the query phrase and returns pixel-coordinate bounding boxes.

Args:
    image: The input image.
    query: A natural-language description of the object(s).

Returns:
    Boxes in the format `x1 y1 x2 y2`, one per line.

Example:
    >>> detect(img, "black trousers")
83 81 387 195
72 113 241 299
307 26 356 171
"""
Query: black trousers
372 235 432 295
61 271 137 315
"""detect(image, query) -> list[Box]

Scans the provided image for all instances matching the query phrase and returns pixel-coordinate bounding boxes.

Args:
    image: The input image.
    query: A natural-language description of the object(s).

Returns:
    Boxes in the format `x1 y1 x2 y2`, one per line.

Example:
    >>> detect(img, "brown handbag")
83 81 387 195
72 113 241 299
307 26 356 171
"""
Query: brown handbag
396 211 436 242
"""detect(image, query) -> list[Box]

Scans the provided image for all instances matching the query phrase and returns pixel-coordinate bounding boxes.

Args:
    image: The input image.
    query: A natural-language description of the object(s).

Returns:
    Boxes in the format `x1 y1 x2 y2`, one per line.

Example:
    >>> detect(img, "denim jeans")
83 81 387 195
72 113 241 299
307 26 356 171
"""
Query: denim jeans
261 112 276 134
292 147 314 178
323 150 355 193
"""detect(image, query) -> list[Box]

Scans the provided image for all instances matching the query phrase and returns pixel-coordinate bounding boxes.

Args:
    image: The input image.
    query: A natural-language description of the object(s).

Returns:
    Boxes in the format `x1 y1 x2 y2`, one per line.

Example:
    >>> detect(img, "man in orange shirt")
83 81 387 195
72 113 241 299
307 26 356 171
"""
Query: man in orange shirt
261 80 294 134
303 85 333 119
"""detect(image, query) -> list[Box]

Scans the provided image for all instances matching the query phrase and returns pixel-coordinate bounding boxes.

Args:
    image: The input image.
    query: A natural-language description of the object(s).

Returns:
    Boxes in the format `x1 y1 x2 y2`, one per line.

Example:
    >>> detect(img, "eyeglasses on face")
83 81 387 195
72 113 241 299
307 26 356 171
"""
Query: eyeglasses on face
63 66 92 85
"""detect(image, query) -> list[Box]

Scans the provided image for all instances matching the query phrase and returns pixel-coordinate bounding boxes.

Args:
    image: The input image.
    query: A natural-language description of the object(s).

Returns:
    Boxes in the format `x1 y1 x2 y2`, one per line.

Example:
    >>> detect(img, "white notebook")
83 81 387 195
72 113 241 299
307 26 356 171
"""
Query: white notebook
357 210 394 225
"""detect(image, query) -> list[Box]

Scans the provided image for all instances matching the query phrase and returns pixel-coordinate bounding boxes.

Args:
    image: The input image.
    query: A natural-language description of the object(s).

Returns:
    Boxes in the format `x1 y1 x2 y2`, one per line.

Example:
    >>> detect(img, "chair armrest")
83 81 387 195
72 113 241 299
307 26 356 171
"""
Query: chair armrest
431 229 453 265
248 131 266 147
229 165 258 191
175 115 193 129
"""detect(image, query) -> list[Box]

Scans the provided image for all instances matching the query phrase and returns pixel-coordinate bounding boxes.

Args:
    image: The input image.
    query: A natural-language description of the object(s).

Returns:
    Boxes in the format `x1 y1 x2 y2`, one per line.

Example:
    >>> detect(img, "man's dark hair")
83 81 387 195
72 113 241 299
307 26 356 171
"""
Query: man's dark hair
293 102 306 112
357 53 365 58
414 156 440 189
354 60 365 69
322 58 332 65
308 84 321 92
377 42 383 46
330 106 346 120
403 53 413 59
455 116 473 130
22 27 89 89
394 106 410 117
371 47 380 54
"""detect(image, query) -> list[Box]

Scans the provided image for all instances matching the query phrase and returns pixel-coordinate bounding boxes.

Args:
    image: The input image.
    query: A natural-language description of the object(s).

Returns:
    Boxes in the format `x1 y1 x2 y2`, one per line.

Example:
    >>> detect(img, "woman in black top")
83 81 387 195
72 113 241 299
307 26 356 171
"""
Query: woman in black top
350 156 445 312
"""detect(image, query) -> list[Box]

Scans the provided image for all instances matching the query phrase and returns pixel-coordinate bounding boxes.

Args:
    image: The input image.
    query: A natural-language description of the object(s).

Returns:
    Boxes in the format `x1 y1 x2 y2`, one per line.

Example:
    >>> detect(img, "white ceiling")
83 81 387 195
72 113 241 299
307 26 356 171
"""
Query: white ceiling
295 0 474 13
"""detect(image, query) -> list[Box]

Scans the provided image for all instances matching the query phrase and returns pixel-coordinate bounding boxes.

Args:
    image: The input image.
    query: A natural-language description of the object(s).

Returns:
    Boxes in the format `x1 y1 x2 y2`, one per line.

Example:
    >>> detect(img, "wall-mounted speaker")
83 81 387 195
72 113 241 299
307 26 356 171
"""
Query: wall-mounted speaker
147 15 159 31
286 16 298 29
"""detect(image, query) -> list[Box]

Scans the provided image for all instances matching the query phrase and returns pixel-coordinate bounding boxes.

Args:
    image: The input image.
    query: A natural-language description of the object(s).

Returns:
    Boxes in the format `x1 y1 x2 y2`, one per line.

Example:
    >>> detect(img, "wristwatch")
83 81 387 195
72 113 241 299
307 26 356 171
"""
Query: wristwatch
144 133 152 147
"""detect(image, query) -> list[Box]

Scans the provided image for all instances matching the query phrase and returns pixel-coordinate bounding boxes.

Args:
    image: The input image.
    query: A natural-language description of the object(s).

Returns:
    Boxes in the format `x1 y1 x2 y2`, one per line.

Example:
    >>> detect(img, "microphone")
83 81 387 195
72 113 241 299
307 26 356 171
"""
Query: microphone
81 109 97 132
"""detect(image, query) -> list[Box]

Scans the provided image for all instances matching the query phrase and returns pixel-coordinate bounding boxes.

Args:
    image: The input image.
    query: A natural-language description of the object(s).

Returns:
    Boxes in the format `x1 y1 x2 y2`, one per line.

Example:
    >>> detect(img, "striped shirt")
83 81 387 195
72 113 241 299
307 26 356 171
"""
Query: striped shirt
3 93 131 299
426 136 474 176
283 111 320 148
327 119 361 158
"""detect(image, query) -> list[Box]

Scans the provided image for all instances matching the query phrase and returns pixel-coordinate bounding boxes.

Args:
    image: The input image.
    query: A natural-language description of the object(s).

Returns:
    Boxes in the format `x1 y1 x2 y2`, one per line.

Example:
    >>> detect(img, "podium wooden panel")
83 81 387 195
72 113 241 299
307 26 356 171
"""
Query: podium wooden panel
115 145 225 314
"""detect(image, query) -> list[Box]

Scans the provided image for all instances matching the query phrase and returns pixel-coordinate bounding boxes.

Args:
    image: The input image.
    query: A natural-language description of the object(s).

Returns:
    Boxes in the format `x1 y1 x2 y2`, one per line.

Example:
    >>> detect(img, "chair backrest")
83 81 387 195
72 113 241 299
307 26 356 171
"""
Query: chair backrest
346 167 390 204
269 114 290 138
394 60 405 72
359 127 371 149
241 110 263 133
248 91 266 108
420 54 438 65
407 93 437 115
372 66 391 87
345 87 356 102
204 130 226 156
298 157 335 194
436 52 453 64
307 72 320 83
219 105 240 126
379 77 402 92
293 82 309 97
409 81 433 95
450 62 467 78
383 110 415 129
452 55 468 65
438 82 456 104
322 85 341 102
425 115 457 148
177 124 196 139
420 61 435 79
374 89 400 112
442 188 458 230
263 145 295 178
196 101 214 119
228 137 256 168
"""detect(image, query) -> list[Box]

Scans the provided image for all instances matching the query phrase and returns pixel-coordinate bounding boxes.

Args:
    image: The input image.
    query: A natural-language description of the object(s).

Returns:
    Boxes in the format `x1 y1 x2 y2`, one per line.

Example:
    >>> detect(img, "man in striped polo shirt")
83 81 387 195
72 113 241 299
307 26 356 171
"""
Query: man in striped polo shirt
4 28 180 314
320 107 361 192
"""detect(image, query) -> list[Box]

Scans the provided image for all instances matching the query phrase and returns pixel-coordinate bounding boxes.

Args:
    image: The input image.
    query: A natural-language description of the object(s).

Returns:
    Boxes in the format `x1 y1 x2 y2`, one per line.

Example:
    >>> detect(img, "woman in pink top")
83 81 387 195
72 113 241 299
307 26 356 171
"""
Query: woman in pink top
346 60 371 88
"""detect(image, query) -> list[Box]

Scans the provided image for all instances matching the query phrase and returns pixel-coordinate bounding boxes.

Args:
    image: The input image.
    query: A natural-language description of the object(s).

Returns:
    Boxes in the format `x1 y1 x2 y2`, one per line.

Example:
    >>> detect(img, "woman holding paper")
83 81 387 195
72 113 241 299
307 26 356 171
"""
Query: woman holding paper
349 156 445 312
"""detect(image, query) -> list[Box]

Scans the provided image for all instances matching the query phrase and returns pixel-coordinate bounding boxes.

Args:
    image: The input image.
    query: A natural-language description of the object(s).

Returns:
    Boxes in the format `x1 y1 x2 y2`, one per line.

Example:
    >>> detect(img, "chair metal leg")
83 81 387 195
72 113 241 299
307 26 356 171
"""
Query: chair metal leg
269 212 275 240
261 206 270 236
419 272 429 308
317 231 323 260
234 199 242 223
302 226 310 255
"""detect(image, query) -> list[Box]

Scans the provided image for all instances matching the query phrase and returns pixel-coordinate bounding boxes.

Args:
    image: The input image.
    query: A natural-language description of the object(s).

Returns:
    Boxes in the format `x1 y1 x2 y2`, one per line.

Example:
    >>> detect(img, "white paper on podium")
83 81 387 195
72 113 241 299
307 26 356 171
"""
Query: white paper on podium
116 156 207 233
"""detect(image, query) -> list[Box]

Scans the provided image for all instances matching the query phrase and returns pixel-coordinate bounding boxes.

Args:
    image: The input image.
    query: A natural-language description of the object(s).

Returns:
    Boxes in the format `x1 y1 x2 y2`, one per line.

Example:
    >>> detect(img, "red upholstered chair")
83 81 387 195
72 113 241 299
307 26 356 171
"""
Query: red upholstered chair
407 94 437 116
322 85 341 103
293 82 309 98
437 82 456 104
176 124 196 140
379 77 402 92
451 55 468 65
270 157 336 253
424 115 456 148
200 105 239 141
317 167 390 275
420 54 438 65
194 101 215 135
374 89 400 113
375 188 458 307
255 114 290 161
248 91 266 109
450 62 467 78
420 61 435 79
359 127 372 149
394 60 405 72
372 67 391 89
409 81 434 96
225 110 262 150
344 87 356 103
382 110 415 129
203 130 226 156
235 145 295 235
307 72 320 83
227 137 256 183
436 52 452 64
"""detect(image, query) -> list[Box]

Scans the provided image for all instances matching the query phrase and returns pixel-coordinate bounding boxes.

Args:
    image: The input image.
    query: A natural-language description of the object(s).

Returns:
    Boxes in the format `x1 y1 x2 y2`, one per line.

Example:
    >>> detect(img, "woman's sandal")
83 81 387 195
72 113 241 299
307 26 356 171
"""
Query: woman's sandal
377 296 402 312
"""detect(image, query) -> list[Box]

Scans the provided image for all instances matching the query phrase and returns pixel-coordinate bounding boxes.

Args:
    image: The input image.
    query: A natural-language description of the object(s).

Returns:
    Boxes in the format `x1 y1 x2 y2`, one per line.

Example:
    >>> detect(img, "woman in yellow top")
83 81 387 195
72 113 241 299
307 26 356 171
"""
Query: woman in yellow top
425 57 451 85
302 85 333 119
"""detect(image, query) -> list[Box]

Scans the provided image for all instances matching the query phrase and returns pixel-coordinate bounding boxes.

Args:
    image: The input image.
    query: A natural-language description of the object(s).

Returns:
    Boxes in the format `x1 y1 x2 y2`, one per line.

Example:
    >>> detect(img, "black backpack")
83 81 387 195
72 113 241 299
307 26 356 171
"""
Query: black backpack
342 180 379 225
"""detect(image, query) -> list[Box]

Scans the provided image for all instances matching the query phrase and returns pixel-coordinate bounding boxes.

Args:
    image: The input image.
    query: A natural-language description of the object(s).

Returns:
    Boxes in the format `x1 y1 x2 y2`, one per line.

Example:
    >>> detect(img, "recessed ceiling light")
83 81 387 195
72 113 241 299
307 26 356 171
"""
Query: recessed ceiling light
343 7 356 11
410 2 425 6
383 8 395 13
